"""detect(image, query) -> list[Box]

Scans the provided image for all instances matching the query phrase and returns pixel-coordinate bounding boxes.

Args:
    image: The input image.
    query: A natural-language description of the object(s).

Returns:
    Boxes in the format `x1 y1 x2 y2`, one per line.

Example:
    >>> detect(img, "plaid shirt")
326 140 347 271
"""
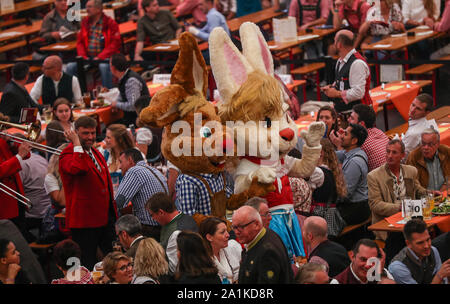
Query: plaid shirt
115 161 168 226
87 18 103 58
361 127 389 172
51 267 94 284
175 173 234 216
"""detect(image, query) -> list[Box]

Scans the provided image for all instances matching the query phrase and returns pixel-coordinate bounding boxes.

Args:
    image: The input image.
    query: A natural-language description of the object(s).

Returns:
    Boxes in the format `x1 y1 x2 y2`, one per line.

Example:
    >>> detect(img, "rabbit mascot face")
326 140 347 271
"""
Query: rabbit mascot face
139 32 273 227
209 22 326 258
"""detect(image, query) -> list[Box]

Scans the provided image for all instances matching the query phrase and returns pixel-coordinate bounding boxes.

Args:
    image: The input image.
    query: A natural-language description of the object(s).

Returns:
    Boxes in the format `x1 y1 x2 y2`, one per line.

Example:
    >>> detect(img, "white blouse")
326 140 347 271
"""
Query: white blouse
401 0 440 23
213 239 242 283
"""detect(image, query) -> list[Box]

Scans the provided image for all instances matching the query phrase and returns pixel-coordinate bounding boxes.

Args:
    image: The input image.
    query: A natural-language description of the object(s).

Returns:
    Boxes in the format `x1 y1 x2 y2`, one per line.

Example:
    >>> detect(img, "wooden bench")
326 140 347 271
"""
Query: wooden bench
0 18 26 29
291 62 326 102
0 40 27 54
405 63 442 106
15 55 41 74
338 217 372 237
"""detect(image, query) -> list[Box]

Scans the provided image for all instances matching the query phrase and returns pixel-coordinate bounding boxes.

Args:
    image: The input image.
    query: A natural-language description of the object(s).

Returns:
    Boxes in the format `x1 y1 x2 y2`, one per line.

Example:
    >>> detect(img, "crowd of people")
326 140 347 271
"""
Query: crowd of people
0 0 449 286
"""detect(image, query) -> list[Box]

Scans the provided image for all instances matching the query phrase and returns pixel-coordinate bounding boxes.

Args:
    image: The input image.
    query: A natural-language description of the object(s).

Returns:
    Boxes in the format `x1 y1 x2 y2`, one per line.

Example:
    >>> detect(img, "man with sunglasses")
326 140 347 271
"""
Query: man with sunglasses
233 206 293 283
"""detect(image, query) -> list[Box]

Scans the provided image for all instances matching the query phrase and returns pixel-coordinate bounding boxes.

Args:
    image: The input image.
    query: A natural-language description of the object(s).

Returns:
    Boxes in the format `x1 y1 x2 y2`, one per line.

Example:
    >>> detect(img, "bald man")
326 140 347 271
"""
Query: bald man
321 30 372 113
30 56 82 106
233 206 293 283
303 216 350 277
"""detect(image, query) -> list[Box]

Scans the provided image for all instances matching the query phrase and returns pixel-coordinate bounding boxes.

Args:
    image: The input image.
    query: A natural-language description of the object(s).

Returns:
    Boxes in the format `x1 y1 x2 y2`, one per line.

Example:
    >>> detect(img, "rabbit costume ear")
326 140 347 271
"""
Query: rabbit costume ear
240 22 274 76
209 27 254 104
171 32 208 97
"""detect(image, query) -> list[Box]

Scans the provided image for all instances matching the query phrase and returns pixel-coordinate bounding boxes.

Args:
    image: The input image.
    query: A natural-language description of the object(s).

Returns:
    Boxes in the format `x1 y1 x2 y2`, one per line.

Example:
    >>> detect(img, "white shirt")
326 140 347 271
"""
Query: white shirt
403 117 438 155
401 0 441 23
30 74 82 104
336 49 370 103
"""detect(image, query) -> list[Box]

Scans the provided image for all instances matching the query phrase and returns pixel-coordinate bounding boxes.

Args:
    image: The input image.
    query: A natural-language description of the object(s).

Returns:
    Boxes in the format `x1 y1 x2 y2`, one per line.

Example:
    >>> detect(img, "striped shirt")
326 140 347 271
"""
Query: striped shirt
115 161 168 226
175 173 234 216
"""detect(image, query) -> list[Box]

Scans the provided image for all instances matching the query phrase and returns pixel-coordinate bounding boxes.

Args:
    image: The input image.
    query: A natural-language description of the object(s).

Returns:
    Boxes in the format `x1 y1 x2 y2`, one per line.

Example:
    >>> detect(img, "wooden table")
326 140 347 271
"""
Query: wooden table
362 26 441 84
362 26 440 52
369 212 450 233
227 8 284 33
143 40 208 53
369 80 431 130
0 0 55 17
39 40 77 52
0 19 43 44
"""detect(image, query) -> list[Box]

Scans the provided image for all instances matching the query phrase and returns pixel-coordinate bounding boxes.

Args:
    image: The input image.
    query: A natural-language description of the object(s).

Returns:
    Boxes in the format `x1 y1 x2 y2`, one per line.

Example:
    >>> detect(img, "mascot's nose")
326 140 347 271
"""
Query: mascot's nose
222 138 234 154
279 128 295 142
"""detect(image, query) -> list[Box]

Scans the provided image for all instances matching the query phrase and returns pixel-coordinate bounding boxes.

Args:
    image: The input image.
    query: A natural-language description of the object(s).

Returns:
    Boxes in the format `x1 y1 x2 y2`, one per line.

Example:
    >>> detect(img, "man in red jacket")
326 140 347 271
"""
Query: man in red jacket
66 0 121 89
0 130 32 241
59 116 118 270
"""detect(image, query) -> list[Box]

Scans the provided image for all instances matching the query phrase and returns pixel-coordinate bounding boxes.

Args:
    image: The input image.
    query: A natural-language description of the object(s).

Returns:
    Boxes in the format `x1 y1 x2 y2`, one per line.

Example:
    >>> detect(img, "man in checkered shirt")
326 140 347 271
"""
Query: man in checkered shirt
347 104 389 172
115 148 168 242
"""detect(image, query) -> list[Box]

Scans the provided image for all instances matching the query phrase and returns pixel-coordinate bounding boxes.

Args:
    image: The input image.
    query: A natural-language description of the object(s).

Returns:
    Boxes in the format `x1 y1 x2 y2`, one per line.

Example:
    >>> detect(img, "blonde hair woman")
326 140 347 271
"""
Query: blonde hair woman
132 238 169 284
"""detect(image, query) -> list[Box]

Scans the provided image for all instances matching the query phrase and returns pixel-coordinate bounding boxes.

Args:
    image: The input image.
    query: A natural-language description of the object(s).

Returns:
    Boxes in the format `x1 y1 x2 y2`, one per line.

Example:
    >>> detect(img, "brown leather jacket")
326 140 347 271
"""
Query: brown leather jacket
406 145 450 190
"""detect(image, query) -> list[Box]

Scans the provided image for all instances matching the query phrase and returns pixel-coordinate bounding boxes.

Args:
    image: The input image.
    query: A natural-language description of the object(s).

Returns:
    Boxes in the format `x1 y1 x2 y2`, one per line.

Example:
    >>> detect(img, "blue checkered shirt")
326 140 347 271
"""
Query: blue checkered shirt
115 161 168 226
175 173 234 216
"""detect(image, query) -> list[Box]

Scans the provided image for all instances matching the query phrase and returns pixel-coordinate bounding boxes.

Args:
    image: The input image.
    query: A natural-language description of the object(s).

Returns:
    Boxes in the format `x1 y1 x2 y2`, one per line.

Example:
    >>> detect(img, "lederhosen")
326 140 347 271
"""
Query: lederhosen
186 173 228 219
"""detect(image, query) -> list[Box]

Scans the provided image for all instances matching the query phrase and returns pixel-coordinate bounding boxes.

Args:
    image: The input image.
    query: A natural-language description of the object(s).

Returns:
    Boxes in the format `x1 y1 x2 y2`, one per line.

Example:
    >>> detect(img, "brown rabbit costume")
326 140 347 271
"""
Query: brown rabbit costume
139 32 273 227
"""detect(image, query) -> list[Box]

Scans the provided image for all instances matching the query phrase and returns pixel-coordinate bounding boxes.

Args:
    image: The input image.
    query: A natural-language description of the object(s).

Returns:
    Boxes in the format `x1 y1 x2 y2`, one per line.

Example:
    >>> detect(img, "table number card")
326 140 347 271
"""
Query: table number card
153 74 171 86
0 0 15 12
409 200 423 218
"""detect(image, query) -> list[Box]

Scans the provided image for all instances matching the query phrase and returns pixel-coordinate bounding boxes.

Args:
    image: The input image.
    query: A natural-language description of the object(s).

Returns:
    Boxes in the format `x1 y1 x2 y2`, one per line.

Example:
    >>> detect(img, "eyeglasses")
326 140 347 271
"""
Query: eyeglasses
260 211 271 218
231 220 255 232
117 262 133 272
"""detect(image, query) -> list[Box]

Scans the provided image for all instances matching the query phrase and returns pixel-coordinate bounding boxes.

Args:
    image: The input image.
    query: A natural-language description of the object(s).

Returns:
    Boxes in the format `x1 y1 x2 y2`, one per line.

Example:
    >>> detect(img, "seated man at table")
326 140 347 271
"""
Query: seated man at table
288 0 330 59
389 219 450 284
368 139 427 241
402 94 438 157
0 63 41 123
30 56 82 107
406 128 450 192
187 0 230 64
66 0 122 89
109 54 150 127
134 0 182 62
321 30 372 114
39 0 80 44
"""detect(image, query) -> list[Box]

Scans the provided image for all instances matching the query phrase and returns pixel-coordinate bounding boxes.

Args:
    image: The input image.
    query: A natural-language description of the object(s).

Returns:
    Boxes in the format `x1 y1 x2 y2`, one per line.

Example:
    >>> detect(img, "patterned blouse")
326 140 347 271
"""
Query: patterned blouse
366 3 403 37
